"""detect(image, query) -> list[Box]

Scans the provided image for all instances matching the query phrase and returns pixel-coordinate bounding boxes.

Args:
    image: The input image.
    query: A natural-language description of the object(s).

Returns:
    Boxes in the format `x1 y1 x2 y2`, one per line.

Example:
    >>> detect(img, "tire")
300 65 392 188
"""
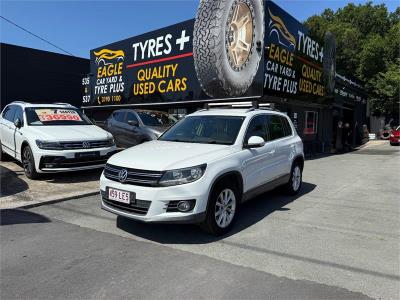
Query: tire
0 140 4 161
201 181 239 236
284 162 303 195
323 32 336 95
193 0 264 98
22 145 39 180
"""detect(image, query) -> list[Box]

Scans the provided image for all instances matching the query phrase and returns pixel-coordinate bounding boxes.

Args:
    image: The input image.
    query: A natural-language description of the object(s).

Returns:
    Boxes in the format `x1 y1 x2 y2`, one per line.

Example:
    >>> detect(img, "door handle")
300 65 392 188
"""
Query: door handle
267 150 275 155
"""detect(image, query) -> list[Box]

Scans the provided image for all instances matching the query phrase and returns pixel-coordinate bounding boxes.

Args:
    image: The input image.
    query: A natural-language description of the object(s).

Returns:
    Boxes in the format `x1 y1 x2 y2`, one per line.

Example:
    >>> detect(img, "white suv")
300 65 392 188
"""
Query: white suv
100 108 304 235
0 102 117 179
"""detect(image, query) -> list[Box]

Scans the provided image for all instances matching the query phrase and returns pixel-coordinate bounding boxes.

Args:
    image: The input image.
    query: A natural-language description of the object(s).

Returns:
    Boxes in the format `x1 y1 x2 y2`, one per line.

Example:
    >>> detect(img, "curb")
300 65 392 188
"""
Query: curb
17 191 99 210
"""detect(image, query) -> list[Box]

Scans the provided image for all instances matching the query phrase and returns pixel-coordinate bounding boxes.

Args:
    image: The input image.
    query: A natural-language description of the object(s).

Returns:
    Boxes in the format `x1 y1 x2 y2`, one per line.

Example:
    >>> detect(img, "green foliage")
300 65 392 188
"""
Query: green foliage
304 1 400 115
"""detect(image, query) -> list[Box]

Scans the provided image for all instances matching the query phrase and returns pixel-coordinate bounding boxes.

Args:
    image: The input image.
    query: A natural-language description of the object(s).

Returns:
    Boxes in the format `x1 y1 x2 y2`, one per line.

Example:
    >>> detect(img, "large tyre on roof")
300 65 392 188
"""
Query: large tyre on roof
193 0 264 98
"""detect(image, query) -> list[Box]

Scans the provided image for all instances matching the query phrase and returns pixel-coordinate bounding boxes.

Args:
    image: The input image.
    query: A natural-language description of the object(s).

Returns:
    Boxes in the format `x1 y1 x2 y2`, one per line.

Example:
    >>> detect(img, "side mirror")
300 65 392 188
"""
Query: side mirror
245 136 265 148
14 118 22 129
128 120 138 127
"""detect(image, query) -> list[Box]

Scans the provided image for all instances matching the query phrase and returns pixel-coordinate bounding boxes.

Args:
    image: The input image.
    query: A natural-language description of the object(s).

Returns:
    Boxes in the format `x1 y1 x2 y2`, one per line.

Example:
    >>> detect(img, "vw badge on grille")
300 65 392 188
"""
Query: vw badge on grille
118 169 128 183
82 141 90 149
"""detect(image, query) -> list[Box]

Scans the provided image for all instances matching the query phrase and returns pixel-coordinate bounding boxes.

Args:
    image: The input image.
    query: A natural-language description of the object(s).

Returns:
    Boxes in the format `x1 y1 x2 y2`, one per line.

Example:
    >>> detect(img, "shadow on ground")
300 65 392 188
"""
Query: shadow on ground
42 169 103 184
116 182 316 244
1 157 103 184
0 209 51 225
0 165 28 197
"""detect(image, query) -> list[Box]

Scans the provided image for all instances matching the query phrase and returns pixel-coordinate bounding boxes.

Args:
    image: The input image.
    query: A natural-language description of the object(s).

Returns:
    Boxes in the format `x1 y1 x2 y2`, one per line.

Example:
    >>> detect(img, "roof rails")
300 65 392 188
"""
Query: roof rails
53 102 75 107
11 101 29 105
202 100 278 112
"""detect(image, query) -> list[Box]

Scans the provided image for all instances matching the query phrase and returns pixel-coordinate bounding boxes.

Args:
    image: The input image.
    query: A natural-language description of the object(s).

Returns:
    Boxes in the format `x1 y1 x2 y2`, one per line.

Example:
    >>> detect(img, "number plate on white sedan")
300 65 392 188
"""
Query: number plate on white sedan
108 188 133 204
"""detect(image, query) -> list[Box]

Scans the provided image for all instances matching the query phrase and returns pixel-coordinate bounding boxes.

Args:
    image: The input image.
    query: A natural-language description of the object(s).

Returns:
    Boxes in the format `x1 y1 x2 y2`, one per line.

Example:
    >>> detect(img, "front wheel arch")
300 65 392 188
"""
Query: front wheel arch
208 171 243 207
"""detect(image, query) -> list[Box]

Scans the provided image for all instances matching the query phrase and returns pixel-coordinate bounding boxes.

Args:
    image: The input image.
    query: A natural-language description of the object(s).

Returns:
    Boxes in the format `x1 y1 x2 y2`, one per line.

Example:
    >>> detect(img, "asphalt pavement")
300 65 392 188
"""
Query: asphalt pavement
1 141 399 299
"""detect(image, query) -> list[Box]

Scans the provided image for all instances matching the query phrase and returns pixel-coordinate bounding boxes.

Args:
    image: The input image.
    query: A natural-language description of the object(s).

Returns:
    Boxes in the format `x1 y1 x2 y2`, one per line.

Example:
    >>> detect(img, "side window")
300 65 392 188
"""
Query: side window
267 115 286 141
280 116 292 136
126 112 138 124
244 115 267 143
113 112 125 122
14 106 24 125
2 105 16 122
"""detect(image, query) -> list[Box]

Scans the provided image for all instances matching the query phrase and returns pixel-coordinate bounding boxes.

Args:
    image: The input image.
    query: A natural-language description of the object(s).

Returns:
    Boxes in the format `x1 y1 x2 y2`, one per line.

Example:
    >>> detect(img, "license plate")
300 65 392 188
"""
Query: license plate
76 151 99 158
108 188 133 204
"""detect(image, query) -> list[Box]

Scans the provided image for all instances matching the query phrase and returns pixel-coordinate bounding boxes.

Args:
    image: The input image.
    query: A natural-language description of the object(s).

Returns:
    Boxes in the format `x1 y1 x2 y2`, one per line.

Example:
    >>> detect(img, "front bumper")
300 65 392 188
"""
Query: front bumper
34 147 118 173
99 173 209 224
389 137 400 144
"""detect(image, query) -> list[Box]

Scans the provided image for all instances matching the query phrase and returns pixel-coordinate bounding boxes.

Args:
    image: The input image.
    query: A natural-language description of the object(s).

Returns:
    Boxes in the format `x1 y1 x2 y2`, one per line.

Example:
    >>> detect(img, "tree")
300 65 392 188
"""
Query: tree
304 1 400 115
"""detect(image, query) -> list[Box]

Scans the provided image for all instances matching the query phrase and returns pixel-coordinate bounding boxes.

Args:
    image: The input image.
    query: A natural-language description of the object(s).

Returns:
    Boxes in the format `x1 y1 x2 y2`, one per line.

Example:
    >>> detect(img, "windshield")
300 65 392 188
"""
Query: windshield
137 111 177 127
25 107 92 126
159 115 245 145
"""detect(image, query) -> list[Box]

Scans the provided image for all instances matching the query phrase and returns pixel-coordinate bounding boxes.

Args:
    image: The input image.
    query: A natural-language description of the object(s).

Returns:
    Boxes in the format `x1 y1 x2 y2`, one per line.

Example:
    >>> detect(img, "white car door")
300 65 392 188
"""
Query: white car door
240 115 278 193
0 105 17 156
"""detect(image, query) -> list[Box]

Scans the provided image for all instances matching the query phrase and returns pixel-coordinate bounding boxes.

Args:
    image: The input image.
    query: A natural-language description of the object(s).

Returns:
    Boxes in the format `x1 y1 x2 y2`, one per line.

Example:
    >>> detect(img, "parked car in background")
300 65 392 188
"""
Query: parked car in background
105 109 177 148
0 102 117 179
100 107 304 235
389 126 400 146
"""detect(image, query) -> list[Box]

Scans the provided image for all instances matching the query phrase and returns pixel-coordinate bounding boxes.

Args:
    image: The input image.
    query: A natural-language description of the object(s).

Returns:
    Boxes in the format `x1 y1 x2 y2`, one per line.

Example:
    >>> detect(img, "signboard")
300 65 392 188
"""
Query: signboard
83 19 264 107
82 1 336 108
263 1 335 102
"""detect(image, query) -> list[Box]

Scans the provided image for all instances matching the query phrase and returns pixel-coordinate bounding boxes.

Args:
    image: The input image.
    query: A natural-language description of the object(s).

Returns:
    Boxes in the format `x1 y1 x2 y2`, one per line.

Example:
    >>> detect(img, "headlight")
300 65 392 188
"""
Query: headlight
107 137 115 146
36 140 63 150
159 164 207 186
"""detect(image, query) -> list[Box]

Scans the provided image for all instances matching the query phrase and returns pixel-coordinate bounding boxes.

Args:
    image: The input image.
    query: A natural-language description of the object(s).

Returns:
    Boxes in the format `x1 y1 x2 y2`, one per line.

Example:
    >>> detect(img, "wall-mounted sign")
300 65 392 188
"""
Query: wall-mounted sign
263 1 335 102
83 17 264 107
82 0 336 108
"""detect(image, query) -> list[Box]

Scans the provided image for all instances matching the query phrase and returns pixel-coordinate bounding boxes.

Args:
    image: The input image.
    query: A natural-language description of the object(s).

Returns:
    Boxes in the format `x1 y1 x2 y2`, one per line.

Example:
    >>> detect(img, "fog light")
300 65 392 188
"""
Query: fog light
177 201 192 212
45 164 55 168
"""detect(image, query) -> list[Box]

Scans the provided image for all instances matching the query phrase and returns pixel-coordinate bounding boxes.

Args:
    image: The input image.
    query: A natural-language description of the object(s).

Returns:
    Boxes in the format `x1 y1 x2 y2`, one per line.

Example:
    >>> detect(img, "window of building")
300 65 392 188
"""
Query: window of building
304 111 318 135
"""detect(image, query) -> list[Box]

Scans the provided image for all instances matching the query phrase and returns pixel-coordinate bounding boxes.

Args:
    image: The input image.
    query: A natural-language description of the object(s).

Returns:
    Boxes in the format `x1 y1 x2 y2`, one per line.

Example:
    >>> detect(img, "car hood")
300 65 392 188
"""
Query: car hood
108 140 237 171
27 125 111 141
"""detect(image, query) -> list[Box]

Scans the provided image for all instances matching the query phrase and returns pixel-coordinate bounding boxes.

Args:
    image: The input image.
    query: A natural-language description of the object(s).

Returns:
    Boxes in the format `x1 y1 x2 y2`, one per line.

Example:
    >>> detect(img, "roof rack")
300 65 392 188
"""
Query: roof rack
53 102 74 107
203 100 278 112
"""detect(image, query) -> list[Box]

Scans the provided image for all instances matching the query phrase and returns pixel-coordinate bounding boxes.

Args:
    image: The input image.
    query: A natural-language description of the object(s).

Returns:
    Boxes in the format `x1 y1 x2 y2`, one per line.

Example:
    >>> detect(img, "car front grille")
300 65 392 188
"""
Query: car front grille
60 140 111 150
39 152 116 170
104 164 163 187
102 197 151 215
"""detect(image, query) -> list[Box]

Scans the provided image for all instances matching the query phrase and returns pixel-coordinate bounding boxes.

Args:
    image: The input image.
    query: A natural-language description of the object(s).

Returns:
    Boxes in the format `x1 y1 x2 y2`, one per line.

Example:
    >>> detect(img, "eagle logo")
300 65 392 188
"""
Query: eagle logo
94 49 125 66
268 8 296 50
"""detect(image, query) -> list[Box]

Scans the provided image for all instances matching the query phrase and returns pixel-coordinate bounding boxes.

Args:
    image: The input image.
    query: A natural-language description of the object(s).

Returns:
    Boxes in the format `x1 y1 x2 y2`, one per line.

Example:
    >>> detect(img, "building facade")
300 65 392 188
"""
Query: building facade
81 0 367 153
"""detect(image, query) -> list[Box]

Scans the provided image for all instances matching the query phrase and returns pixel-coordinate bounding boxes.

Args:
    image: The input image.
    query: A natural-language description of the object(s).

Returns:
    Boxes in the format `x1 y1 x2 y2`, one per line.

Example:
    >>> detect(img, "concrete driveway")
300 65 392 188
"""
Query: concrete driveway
1 141 399 299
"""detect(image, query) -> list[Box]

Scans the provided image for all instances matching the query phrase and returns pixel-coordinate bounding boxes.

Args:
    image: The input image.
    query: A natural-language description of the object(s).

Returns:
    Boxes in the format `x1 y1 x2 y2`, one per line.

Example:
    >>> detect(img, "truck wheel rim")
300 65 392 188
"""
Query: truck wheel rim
215 188 236 228
226 1 254 71
292 166 301 191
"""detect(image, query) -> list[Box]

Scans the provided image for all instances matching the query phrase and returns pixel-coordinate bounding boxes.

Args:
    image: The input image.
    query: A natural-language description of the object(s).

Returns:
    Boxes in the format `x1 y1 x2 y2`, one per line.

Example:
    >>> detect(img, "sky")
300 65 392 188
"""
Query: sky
0 0 398 58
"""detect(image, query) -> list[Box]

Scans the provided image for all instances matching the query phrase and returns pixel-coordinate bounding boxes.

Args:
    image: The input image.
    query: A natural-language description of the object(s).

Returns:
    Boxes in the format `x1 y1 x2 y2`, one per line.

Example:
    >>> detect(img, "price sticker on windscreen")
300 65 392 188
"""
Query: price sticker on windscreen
36 109 82 122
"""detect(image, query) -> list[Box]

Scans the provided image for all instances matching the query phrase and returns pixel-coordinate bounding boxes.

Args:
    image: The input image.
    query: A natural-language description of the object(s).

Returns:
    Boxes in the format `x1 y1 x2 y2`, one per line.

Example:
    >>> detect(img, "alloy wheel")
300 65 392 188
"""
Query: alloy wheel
215 188 236 228
292 166 301 191
23 148 32 176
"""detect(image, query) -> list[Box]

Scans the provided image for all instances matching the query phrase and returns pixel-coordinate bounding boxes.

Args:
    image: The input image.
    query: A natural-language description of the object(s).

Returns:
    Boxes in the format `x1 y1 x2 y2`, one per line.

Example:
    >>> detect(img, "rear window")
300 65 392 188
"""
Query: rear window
25 107 92 126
